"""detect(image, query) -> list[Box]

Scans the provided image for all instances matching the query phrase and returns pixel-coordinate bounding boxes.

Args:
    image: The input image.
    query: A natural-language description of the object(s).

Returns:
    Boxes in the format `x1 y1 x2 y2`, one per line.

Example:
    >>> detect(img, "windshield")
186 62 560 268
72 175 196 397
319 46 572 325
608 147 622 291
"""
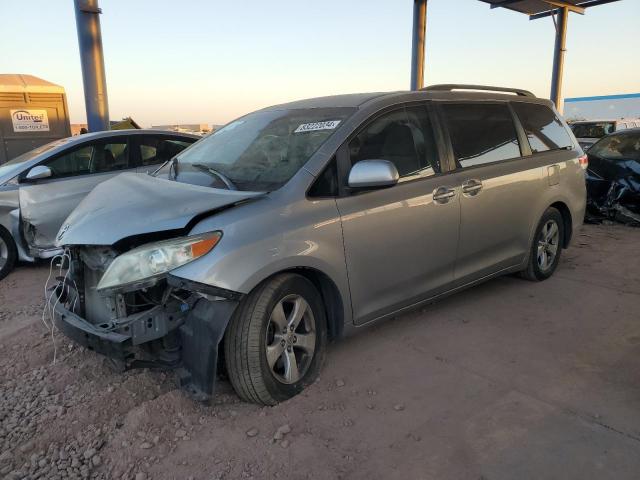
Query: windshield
570 122 615 139
160 107 355 191
589 132 640 161
0 137 72 179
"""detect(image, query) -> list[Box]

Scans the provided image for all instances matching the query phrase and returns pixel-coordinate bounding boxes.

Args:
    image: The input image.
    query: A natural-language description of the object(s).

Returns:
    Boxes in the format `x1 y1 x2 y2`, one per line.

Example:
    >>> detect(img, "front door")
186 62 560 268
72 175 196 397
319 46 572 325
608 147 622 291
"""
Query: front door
18 137 133 250
336 104 459 325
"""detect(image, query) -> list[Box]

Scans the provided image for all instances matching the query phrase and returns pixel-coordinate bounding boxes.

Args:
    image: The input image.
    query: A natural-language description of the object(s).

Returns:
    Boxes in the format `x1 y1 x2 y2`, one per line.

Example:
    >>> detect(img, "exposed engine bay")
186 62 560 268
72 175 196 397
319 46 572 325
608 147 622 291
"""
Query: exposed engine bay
49 245 241 402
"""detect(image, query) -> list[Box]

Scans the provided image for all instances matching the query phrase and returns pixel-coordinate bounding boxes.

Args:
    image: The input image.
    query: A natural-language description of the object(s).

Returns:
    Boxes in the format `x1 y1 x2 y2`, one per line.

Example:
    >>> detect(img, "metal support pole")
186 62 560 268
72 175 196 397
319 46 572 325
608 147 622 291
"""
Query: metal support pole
410 0 428 91
74 0 110 132
550 7 569 113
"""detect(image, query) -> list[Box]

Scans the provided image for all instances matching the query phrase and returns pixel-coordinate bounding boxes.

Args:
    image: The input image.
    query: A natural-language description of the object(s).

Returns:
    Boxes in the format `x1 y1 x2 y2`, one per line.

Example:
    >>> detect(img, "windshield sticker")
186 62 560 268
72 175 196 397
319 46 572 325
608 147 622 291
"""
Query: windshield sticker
294 120 341 133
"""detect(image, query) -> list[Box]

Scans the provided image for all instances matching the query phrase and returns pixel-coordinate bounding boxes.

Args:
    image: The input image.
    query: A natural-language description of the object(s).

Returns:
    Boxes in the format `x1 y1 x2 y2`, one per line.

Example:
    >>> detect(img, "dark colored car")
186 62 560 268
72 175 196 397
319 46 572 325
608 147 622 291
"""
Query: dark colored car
586 128 640 224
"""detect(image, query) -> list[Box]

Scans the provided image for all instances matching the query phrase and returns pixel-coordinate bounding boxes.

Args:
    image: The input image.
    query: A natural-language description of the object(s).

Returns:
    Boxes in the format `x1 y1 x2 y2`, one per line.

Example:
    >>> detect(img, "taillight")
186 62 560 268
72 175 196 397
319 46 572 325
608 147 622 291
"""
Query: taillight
578 154 588 169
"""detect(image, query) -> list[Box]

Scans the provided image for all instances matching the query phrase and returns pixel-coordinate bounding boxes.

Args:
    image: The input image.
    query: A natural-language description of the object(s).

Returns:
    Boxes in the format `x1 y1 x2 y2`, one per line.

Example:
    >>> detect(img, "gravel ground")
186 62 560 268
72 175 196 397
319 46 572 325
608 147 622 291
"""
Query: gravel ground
1 223 639 480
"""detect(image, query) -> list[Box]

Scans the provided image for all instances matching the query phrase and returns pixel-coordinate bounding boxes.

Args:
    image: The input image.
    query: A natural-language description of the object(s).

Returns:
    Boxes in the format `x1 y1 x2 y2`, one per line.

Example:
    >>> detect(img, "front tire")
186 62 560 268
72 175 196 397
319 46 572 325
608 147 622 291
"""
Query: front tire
224 273 327 405
520 207 564 281
0 227 17 281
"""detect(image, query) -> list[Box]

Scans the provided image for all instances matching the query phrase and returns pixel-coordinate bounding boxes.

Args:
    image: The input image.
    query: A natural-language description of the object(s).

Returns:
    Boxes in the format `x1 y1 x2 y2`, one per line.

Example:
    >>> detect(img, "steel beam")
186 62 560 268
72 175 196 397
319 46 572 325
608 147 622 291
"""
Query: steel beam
550 7 569 112
74 0 110 132
544 1 585 14
410 0 428 90
530 0 620 19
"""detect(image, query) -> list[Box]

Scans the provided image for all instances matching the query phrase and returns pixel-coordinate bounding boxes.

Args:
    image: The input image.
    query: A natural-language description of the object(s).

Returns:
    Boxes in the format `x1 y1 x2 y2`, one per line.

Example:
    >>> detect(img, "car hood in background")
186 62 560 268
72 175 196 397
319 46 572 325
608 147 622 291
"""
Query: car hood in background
56 173 264 246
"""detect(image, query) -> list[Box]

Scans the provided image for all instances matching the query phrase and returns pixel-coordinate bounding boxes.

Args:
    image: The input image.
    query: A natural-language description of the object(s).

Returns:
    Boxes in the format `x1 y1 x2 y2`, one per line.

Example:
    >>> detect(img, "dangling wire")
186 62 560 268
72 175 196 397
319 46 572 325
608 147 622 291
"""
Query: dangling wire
42 249 72 365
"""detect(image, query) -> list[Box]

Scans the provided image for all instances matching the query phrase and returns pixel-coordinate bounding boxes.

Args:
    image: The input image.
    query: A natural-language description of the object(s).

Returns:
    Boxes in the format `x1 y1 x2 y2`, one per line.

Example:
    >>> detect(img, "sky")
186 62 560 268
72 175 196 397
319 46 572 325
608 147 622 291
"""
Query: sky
1 0 638 127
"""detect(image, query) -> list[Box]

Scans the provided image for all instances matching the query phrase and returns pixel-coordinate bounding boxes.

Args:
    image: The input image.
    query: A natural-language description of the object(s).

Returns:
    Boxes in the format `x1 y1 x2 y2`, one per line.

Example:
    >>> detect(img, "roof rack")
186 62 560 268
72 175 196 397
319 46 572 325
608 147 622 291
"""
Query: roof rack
421 84 536 98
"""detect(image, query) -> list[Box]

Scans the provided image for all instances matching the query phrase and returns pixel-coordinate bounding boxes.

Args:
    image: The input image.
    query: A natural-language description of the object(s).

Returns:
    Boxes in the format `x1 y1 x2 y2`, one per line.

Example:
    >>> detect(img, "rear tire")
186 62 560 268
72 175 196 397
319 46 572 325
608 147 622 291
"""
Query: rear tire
0 226 17 281
520 207 564 282
224 273 327 405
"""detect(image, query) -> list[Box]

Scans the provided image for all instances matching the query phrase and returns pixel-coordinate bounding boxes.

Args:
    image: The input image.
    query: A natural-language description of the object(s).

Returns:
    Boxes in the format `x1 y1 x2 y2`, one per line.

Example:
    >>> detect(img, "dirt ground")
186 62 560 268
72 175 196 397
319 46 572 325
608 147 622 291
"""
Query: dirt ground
1 223 639 480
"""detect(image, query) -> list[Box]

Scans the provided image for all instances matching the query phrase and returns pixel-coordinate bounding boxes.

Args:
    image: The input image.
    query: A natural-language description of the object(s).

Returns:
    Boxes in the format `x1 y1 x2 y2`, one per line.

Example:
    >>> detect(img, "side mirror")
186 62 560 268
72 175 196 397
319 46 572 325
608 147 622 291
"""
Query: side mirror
348 160 399 189
25 165 53 182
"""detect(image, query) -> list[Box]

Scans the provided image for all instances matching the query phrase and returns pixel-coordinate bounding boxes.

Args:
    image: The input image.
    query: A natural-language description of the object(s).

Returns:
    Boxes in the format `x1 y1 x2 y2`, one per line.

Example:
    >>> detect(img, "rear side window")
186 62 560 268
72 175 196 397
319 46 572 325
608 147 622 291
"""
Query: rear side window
135 136 194 167
441 103 520 168
512 103 573 153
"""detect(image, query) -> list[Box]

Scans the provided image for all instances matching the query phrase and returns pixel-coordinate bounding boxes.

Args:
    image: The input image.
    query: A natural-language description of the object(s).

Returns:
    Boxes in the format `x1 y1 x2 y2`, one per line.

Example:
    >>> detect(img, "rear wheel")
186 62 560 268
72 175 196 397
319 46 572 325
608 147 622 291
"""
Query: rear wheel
224 273 327 405
0 227 17 281
520 207 564 281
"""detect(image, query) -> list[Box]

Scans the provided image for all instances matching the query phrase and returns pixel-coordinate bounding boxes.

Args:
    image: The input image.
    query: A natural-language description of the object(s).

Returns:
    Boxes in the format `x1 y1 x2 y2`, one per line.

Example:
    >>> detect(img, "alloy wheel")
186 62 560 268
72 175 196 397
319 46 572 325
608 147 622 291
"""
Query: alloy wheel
0 236 7 269
537 219 559 271
265 294 316 384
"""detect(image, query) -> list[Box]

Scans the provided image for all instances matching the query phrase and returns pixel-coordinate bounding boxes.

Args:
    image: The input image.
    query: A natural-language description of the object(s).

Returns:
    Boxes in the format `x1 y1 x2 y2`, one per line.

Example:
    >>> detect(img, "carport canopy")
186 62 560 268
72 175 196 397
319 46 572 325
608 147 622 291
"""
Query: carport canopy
477 0 619 18
410 0 622 113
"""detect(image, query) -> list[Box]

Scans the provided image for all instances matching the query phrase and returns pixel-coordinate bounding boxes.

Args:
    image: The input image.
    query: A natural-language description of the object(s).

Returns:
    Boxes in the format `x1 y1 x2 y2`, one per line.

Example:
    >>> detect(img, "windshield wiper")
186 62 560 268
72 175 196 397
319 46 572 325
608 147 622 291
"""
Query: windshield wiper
191 163 238 190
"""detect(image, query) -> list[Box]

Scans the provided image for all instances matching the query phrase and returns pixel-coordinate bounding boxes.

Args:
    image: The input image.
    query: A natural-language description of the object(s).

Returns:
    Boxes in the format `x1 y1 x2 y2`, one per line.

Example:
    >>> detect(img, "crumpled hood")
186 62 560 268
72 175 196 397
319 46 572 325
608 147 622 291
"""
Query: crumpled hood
56 172 263 246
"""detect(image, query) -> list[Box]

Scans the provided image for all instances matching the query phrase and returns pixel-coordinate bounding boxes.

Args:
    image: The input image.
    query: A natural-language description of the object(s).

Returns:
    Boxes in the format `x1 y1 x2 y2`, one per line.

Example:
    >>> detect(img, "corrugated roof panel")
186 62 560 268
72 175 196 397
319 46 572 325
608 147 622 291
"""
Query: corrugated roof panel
479 0 589 15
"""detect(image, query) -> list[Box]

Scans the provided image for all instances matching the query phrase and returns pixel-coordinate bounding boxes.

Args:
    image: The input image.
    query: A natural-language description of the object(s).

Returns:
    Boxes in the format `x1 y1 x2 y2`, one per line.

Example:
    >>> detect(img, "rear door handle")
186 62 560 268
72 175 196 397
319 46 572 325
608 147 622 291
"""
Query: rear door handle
433 186 456 204
461 179 483 196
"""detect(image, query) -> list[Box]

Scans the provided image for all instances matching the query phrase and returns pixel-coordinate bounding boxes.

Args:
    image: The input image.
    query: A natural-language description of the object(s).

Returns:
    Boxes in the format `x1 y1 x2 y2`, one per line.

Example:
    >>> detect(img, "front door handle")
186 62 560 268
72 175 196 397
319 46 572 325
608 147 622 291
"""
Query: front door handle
461 179 483 196
433 186 456 204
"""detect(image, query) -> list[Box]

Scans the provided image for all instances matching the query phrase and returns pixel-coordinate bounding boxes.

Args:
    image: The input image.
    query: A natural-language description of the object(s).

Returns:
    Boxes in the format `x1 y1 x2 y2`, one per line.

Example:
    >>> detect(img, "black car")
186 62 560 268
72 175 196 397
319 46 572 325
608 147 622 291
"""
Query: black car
586 128 640 224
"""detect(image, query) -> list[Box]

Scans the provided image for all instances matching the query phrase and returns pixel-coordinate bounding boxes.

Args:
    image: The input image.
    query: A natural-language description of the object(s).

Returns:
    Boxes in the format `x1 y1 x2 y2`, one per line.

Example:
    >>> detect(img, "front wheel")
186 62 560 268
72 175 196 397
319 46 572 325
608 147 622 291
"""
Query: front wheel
0 227 17 281
224 273 327 405
520 207 564 281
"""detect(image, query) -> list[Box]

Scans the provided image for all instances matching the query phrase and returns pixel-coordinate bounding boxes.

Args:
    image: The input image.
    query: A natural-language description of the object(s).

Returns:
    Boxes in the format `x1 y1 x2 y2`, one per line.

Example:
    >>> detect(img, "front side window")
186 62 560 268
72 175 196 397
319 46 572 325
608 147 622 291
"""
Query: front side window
441 103 520 168
0 138 73 179
45 145 93 178
45 140 128 178
349 105 439 178
164 107 355 191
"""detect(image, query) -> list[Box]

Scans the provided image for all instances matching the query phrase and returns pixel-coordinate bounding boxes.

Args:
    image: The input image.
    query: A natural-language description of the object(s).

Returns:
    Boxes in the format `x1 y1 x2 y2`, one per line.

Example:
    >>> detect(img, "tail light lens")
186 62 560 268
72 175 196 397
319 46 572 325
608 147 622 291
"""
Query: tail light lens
578 154 588 169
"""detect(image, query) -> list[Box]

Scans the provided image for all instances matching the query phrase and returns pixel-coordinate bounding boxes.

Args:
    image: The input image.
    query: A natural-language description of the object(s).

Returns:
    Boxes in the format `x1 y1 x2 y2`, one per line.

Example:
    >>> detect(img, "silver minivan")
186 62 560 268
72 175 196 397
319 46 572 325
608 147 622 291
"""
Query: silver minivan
51 85 587 405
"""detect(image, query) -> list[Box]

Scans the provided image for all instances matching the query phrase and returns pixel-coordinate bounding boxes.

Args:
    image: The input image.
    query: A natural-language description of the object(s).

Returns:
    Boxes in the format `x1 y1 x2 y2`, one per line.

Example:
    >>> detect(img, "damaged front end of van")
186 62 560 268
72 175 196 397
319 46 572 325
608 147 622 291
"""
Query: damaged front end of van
49 173 263 402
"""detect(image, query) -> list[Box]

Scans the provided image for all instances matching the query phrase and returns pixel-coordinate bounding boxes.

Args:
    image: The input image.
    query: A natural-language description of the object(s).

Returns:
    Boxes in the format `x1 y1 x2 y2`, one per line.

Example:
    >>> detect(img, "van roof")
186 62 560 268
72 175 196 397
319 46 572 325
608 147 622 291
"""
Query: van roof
264 85 553 111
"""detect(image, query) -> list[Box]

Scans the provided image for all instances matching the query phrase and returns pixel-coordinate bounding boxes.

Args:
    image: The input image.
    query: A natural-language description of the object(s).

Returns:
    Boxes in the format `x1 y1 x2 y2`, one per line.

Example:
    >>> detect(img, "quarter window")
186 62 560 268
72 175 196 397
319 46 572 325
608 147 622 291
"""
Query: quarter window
512 103 573 153
308 158 338 197
349 106 440 178
441 103 520 167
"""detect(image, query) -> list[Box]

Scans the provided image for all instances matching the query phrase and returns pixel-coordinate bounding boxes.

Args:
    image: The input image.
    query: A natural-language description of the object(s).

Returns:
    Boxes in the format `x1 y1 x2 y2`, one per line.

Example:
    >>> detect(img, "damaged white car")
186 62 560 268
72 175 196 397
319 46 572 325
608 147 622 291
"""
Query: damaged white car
0 130 198 279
